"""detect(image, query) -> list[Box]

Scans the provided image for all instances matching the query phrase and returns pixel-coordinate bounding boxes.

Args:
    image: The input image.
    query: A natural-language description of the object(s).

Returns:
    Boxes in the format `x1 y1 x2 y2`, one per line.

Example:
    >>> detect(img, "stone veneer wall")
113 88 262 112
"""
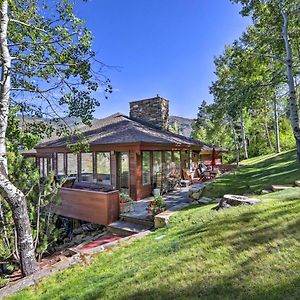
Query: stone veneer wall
129 96 169 130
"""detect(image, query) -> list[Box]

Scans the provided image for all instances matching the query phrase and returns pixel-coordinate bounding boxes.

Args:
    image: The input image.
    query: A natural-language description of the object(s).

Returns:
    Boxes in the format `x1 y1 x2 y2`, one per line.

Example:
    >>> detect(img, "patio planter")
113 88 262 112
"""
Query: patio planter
56 188 120 225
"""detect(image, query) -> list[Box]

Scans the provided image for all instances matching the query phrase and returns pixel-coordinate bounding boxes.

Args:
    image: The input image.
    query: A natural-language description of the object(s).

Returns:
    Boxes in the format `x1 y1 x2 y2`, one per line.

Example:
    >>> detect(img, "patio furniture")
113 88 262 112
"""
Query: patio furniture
155 172 181 195
193 168 205 182
182 168 203 184
203 171 212 181
182 168 193 183
168 171 181 189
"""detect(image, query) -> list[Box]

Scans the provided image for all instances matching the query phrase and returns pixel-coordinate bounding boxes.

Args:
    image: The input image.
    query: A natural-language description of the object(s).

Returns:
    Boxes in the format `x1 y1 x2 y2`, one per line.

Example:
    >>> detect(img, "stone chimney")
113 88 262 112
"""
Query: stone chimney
129 95 169 130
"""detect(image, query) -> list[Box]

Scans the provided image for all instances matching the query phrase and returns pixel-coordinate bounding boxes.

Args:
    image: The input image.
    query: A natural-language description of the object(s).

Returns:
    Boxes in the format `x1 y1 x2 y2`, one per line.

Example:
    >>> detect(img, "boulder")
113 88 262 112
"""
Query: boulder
271 185 293 192
188 184 206 201
223 194 260 206
154 203 190 229
192 192 201 200
295 181 300 187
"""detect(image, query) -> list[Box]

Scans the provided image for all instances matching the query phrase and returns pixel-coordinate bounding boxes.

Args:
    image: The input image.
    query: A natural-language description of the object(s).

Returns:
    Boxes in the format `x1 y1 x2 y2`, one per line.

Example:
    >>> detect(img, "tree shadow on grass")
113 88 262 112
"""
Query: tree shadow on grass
113 271 300 300
175 199 300 248
25 195 300 300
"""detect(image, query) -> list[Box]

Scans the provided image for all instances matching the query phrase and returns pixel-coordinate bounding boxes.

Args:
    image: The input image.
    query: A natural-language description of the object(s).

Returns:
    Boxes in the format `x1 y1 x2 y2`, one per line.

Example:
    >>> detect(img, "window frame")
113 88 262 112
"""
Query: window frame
66 152 78 178
80 152 94 182
142 151 151 186
96 151 112 184
56 152 65 176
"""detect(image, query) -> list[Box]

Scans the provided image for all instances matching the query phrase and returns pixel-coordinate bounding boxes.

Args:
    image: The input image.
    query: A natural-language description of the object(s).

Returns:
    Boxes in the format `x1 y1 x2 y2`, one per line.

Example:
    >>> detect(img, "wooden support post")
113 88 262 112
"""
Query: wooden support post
129 150 142 201
110 151 117 189
211 148 216 170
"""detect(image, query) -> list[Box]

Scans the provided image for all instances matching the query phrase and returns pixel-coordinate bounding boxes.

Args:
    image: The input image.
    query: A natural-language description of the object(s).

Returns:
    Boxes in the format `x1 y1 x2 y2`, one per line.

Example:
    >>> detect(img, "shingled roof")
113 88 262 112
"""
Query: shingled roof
35 113 223 151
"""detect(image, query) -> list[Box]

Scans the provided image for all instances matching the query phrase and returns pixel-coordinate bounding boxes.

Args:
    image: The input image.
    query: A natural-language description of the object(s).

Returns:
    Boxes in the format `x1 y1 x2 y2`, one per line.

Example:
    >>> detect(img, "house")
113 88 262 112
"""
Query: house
33 96 224 202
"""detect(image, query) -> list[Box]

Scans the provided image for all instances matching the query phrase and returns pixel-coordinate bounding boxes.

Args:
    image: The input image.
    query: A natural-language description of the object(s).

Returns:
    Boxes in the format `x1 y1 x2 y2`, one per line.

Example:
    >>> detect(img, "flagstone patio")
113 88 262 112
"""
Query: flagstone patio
120 185 199 221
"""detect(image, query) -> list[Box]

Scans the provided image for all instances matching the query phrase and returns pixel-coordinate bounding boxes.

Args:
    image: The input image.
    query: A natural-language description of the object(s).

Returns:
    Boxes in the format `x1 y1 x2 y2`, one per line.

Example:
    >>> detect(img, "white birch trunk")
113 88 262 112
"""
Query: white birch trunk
273 94 281 153
278 0 300 161
240 112 248 159
232 123 240 166
0 1 38 276
264 120 273 150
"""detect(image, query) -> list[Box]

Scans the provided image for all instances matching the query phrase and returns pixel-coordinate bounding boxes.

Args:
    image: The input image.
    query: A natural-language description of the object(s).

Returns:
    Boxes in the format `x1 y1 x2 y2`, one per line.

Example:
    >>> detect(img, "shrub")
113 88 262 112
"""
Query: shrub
147 195 166 217
119 193 133 204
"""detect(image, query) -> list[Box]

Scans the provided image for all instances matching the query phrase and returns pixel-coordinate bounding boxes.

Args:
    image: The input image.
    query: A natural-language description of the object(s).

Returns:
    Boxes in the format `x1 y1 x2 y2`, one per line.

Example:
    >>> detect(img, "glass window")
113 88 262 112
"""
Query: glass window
48 158 53 173
81 153 93 182
44 158 48 176
119 152 129 193
142 151 151 185
164 151 172 175
39 158 49 177
96 152 111 185
181 151 189 169
39 158 45 177
153 151 162 174
57 153 65 176
173 151 181 172
191 151 199 170
67 153 78 177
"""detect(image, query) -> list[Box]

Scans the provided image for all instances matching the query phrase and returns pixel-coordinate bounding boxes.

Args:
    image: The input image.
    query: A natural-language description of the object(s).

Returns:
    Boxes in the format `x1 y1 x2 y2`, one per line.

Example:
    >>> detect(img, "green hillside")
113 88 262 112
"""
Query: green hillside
7 150 300 300
204 149 299 198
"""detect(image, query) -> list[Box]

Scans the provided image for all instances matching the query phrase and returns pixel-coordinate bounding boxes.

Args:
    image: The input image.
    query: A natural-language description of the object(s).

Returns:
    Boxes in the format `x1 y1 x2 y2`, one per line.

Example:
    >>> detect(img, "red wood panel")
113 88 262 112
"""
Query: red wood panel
111 152 117 188
140 184 152 200
129 151 137 201
56 188 120 225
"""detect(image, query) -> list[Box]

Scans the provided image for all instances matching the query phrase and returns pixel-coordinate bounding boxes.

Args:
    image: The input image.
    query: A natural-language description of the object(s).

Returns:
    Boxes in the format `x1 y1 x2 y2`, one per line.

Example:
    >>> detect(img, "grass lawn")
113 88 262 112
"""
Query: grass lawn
6 150 300 300
204 149 300 198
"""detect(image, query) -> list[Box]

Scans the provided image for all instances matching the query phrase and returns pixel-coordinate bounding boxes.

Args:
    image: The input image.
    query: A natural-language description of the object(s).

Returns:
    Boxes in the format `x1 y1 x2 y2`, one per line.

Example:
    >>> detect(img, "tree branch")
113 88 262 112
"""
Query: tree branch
9 18 47 33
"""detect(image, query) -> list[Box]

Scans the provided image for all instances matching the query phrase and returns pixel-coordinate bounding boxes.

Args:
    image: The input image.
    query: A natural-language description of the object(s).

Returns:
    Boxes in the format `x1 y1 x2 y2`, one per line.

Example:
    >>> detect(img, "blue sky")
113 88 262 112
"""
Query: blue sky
74 0 251 119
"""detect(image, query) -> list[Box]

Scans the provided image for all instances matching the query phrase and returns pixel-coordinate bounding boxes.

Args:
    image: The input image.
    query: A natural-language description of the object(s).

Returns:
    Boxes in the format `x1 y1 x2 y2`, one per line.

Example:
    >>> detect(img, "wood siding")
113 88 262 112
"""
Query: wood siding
56 188 120 225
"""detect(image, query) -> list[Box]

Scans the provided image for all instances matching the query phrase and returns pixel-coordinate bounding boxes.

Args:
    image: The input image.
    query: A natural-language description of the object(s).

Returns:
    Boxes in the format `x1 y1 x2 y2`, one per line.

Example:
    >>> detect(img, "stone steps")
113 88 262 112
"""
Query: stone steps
107 221 153 237
271 185 293 192
154 202 190 228
120 215 154 227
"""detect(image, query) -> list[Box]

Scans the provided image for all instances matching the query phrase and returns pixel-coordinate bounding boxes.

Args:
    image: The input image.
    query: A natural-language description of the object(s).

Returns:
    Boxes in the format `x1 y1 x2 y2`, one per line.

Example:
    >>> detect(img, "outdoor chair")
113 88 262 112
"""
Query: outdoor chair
155 172 180 195
203 171 212 181
193 168 205 182
182 168 193 183
155 172 168 195
167 171 181 190
182 168 203 184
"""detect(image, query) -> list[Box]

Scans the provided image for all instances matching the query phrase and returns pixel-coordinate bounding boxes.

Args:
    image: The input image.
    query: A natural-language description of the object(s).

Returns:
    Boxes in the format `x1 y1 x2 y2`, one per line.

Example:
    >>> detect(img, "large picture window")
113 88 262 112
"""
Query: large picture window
142 151 151 185
181 151 189 169
153 151 162 173
39 158 47 178
67 153 78 177
164 151 172 175
81 153 93 182
57 153 65 176
173 151 181 172
96 152 111 185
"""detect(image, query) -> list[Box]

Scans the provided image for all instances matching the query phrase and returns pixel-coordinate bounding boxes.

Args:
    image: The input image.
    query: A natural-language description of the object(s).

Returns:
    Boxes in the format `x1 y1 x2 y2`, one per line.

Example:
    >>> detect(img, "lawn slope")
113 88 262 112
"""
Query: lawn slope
204 149 299 198
7 150 300 300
